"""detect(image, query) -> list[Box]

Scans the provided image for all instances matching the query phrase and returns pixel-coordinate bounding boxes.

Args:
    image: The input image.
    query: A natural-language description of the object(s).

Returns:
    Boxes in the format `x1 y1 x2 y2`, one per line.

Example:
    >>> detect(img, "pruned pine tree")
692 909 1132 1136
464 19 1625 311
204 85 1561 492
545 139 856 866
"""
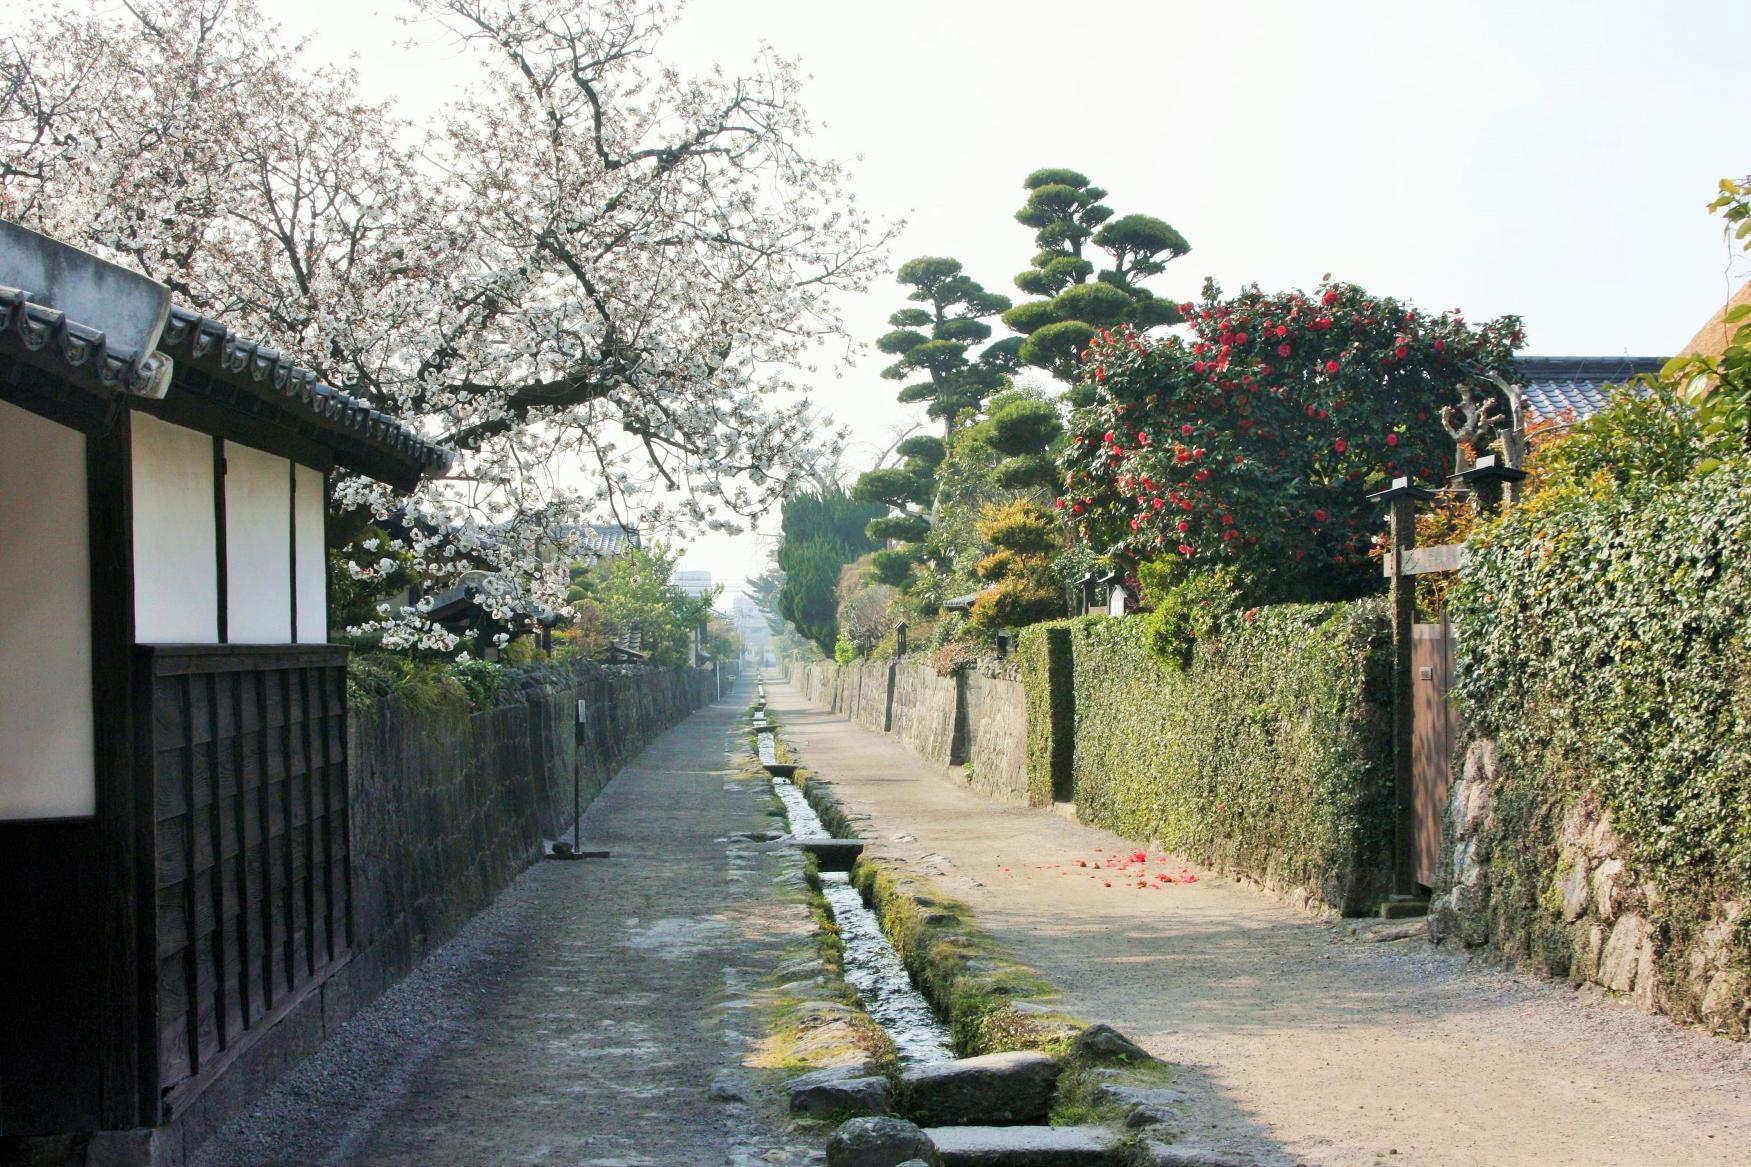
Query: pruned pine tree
1001 168 1190 399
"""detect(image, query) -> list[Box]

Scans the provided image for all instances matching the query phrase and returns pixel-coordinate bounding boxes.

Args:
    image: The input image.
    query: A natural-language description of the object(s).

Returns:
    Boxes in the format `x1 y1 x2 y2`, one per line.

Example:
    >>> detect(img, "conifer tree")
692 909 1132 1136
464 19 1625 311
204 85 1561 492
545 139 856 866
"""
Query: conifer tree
1000 169 1190 395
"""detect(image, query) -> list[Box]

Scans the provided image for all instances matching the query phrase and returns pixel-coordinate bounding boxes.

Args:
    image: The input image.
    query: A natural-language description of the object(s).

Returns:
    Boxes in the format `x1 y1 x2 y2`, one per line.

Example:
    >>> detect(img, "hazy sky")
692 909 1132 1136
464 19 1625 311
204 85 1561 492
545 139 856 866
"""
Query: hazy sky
74 1 1751 597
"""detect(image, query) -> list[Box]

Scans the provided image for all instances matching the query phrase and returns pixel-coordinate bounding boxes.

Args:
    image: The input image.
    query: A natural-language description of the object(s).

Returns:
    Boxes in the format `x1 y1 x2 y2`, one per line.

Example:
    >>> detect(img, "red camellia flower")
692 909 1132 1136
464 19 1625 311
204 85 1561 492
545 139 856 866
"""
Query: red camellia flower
1324 359 1340 375
1333 438 1347 453
1314 508 1329 523
1054 498 1065 509
1180 423 1194 436
1433 339 1446 351
1233 331 1248 344
1387 433 1400 447
1394 346 1408 359
1276 343 1292 357
1176 520 1189 532
1322 290 1340 306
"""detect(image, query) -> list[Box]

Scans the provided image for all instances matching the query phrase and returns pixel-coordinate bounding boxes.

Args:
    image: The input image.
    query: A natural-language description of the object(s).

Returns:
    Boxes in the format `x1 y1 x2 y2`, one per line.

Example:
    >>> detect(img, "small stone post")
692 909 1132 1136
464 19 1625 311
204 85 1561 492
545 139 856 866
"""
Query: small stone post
1368 475 1435 895
895 621 908 658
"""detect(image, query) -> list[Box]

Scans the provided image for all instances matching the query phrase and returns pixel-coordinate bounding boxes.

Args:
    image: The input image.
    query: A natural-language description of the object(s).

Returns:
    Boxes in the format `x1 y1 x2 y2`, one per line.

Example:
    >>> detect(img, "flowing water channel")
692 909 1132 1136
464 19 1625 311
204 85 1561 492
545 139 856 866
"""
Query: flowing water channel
753 722 955 1065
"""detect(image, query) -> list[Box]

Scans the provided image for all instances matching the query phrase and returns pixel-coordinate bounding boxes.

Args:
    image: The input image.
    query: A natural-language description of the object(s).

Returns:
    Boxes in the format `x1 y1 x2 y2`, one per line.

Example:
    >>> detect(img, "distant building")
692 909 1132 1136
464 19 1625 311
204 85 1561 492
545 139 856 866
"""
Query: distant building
674 569 713 598
729 592 772 665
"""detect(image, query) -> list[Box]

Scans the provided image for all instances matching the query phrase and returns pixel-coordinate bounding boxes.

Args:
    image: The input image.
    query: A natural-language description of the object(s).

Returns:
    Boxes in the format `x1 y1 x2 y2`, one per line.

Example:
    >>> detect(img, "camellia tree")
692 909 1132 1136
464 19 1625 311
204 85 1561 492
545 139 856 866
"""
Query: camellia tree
1059 279 1524 601
0 0 893 650
1001 169 1190 394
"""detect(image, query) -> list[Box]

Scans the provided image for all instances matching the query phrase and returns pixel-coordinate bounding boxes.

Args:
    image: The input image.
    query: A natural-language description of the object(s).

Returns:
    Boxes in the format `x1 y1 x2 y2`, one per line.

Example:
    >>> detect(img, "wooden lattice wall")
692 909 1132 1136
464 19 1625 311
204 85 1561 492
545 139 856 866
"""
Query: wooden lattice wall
136 644 351 1119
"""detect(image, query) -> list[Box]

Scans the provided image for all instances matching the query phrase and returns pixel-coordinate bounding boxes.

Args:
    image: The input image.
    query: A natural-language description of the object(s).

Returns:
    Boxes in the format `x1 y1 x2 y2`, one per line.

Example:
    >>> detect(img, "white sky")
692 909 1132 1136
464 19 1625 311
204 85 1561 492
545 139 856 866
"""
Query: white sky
62 1 1751 601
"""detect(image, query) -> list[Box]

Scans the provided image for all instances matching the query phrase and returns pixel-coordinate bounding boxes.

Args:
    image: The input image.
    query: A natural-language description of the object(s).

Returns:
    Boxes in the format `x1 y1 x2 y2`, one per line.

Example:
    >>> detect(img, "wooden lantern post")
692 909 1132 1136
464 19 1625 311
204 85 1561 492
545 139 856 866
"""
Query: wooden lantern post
1367 475 1437 894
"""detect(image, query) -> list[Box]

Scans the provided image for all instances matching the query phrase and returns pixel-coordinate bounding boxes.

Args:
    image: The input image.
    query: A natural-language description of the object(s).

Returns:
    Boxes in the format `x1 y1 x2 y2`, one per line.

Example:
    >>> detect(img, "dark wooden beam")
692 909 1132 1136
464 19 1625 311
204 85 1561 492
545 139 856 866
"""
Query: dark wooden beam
88 409 149 1129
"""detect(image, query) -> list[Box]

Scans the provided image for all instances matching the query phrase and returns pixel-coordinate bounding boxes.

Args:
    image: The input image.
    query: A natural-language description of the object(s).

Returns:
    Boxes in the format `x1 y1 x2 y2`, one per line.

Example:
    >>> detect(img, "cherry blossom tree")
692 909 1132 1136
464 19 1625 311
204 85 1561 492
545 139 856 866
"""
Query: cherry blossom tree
1 0 894 648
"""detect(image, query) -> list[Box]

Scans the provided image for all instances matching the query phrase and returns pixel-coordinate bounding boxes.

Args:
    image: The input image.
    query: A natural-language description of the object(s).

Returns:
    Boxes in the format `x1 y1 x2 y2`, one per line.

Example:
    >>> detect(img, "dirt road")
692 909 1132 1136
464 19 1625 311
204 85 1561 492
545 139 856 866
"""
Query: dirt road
769 677 1751 1167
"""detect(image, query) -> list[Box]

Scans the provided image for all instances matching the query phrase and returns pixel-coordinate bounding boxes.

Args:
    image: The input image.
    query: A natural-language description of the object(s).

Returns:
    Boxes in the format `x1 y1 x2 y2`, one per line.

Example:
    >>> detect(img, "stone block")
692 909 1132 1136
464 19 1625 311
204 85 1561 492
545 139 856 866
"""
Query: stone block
826 1116 941 1167
788 1067 894 1117
1069 1023 1150 1063
900 1051 1059 1126
925 1125 1124 1166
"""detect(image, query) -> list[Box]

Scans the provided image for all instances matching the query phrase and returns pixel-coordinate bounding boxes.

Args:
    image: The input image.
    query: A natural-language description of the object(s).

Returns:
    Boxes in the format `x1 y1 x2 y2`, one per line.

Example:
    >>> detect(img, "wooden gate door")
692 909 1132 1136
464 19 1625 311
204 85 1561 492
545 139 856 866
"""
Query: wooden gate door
1410 620 1456 889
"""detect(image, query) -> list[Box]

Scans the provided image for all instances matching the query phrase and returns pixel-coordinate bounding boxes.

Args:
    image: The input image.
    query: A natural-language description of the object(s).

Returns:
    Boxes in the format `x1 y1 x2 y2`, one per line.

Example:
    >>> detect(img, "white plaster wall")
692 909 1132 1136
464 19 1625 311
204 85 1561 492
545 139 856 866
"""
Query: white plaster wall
294 464 328 643
0 400 95 818
132 413 218 643
225 441 292 644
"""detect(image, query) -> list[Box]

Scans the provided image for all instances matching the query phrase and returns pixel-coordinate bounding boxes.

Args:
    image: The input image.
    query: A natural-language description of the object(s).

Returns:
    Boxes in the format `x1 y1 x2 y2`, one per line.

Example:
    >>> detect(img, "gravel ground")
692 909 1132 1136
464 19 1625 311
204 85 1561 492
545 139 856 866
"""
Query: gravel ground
194 681 825 1167
769 678 1751 1167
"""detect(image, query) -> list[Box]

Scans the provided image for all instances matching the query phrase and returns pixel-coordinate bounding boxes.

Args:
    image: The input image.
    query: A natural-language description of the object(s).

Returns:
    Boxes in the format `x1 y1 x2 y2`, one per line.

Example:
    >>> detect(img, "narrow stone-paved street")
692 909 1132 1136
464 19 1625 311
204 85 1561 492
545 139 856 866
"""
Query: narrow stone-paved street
194 682 819 1167
765 678 1751 1167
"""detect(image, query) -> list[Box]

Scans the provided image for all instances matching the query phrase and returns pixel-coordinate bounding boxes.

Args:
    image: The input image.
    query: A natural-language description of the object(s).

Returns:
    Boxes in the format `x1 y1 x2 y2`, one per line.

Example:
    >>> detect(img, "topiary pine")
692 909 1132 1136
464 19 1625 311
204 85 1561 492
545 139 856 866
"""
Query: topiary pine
1002 169 1190 394
855 257 1017 583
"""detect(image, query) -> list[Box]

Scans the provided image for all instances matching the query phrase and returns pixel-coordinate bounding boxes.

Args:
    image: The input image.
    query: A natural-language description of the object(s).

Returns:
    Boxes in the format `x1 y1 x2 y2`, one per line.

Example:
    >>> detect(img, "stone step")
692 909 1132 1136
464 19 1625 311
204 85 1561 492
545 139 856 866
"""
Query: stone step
791 838 864 871
925 1125 1124 1166
901 1050 1059 1126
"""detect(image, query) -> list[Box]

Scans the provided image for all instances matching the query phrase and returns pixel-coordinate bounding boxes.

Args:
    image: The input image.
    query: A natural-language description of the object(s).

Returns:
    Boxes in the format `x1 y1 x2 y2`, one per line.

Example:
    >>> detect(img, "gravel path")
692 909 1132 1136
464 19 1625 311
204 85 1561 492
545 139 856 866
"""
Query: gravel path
769 678 1751 1167
195 681 822 1167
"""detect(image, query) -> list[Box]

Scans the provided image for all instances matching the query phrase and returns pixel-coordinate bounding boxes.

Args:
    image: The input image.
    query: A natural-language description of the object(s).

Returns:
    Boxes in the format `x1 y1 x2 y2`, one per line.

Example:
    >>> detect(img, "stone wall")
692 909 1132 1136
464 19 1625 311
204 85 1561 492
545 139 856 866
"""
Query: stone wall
787 656 1030 803
1430 737 1748 1036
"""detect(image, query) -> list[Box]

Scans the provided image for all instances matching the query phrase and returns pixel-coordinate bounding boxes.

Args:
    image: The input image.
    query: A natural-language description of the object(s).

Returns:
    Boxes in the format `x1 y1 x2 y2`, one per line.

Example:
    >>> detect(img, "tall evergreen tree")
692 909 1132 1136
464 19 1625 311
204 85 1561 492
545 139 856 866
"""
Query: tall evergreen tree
1000 169 1190 395
773 488 885 654
853 257 1017 586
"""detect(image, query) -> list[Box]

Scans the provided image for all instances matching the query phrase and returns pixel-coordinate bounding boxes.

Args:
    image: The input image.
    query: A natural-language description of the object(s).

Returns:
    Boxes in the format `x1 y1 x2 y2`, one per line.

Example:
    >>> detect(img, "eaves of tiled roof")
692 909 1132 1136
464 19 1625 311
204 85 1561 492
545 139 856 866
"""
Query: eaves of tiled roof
1511 355 1667 423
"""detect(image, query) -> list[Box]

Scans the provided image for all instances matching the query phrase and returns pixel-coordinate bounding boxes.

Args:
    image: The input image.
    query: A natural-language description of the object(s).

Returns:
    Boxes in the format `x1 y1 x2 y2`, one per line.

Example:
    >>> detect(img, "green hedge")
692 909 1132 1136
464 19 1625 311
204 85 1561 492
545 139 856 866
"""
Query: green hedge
1021 605 1393 913
1017 623 1073 806
1451 465 1751 1022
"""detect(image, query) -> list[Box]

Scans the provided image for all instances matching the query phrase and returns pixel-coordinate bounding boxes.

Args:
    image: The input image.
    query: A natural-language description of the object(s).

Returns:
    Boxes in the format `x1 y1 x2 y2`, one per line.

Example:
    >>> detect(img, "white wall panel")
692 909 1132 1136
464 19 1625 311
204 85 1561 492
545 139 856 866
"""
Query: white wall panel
132 413 218 643
294 464 328 643
225 441 292 644
0 400 95 818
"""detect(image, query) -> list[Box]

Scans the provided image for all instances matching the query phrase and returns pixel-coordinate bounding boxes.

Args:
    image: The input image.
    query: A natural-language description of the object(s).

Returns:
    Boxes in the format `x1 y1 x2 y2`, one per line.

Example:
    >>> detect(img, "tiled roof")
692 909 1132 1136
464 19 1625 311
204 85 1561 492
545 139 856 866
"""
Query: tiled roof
158 306 452 479
1 221 450 489
1512 356 1667 423
0 283 175 399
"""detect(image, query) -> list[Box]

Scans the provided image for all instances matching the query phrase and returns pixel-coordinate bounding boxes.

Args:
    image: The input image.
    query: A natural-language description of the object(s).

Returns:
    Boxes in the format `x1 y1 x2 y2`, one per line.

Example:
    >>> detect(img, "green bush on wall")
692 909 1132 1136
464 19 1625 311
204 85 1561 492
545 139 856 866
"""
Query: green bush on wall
1021 604 1393 913
1451 464 1751 1014
1017 623 1073 806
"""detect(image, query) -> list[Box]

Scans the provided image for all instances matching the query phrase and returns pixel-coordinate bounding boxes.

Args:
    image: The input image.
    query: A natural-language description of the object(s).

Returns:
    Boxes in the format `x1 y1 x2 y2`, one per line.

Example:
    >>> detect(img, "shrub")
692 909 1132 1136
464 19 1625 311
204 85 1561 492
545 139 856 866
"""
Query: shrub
1451 460 1751 1020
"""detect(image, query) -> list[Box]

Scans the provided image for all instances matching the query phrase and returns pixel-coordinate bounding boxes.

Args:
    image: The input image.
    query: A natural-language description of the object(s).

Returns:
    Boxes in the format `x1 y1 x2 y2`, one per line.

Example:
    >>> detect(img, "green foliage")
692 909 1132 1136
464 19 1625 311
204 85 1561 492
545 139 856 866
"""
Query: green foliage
328 524 419 635
855 255 1019 572
868 547 921 587
588 544 713 668
1142 566 1238 668
1452 460 1751 921
853 465 933 510
1060 278 1523 604
776 488 885 654
979 499 1059 555
1020 606 1394 912
1017 624 1074 805
965 500 1064 638
1007 168 1189 380
866 513 932 543
1536 377 1718 493
833 633 857 665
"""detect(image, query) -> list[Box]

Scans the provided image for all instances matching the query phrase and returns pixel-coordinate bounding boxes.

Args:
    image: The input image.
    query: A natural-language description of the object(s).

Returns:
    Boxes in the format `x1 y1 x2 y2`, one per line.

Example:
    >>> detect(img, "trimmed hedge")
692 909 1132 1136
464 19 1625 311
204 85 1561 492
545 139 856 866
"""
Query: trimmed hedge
1021 605 1393 913
1017 623 1073 806
1449 465 1751 1029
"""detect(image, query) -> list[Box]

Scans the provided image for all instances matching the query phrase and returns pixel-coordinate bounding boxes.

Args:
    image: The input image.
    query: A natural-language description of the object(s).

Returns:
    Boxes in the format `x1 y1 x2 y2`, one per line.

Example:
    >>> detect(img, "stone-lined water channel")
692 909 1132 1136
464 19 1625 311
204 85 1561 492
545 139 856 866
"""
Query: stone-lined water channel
753 706 954 1066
